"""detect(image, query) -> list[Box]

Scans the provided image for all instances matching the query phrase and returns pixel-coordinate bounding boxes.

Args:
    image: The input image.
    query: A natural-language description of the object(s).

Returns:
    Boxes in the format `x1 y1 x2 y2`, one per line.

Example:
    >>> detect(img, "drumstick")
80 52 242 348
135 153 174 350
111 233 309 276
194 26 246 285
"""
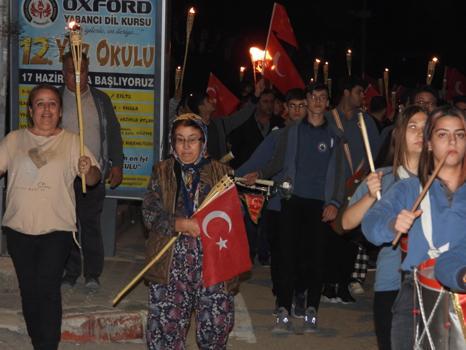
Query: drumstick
234 176 274 187
358 112 381 200
392 152 449 247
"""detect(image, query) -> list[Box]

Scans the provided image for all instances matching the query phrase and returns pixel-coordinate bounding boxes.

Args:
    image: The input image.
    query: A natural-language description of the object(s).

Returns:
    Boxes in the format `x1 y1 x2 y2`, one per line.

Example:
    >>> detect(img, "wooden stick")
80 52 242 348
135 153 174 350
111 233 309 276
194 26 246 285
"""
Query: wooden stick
69 28 86 193
392 152 449 247
251 57 257 85
178 8 195 100
112 234 180 306
358 113 381 200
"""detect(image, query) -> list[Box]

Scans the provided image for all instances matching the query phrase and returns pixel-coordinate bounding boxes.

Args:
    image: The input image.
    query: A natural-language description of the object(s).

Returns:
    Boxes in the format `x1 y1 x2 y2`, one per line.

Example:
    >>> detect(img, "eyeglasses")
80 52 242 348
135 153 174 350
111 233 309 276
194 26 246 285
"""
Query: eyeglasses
415 99 435 108
175 137 203 146
308 95 328 102
288 103 307 110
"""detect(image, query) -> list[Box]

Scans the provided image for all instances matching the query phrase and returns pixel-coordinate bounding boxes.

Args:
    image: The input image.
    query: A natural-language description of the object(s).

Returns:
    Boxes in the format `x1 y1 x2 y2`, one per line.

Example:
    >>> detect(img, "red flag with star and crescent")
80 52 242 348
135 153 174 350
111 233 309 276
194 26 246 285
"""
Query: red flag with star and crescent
263 32 304 94
192 184 252 287
207 73 240 118
241 193 266 224
270 3 298 48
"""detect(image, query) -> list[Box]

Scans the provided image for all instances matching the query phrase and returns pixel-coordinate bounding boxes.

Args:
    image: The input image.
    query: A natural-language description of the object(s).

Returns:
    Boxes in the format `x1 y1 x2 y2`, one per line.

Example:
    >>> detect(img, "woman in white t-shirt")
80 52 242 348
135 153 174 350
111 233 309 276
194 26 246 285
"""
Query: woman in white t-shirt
0 84 101 350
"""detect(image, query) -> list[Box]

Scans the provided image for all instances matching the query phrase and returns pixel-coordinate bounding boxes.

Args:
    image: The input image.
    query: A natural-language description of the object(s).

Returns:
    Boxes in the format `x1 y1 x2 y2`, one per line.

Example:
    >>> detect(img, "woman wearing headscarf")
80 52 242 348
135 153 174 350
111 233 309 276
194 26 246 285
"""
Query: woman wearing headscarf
142 113 238 349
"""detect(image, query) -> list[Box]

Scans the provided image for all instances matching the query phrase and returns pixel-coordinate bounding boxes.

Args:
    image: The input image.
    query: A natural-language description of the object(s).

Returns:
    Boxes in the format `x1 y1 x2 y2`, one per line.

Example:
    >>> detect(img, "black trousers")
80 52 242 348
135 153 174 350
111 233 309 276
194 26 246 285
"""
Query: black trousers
5 227 72 350
263 209 281 295
65 178 105 279
374 290 398 350
276 196 329 312
325 229 359 288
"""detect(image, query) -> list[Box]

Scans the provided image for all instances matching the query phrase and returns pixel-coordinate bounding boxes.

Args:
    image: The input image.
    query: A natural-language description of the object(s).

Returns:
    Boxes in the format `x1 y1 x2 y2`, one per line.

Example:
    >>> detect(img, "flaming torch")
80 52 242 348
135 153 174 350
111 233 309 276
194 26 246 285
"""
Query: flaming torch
67 21 86 193
426 57 438 85
383 68 389 104
323 61 329 86
327 78 332 99
346 49 352 76
179 7 196 99
239 66 246 82
313 58 321 82
249 47 270 84
175 66 182 99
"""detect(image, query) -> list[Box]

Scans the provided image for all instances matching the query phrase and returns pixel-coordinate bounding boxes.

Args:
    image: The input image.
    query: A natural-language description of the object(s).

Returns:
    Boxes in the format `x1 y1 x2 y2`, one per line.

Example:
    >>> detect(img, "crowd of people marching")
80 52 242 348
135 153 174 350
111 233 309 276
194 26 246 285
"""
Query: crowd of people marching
3 45 466 350
164 74 466 349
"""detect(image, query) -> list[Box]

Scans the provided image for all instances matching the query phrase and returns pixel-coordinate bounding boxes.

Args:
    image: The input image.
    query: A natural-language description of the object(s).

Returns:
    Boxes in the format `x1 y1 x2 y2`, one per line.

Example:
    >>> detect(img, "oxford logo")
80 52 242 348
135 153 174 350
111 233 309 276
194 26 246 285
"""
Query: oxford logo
23 0 58 27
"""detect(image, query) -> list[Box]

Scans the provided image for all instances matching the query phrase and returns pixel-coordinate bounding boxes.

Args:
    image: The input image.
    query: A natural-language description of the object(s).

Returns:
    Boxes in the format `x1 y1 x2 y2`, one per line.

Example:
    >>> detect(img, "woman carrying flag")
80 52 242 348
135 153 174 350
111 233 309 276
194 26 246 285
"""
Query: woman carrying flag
142 114 238 349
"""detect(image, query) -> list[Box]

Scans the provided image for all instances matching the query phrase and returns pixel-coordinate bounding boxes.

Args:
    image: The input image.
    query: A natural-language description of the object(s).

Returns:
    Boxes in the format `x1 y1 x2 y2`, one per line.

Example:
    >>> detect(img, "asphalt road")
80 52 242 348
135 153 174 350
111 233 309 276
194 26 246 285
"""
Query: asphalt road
0 265 377 350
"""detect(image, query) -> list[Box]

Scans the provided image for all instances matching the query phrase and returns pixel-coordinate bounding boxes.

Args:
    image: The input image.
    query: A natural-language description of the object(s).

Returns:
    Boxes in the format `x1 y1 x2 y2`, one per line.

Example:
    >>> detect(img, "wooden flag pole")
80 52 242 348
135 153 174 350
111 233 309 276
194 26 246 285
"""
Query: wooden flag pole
68 22 86 193
112 233 180 306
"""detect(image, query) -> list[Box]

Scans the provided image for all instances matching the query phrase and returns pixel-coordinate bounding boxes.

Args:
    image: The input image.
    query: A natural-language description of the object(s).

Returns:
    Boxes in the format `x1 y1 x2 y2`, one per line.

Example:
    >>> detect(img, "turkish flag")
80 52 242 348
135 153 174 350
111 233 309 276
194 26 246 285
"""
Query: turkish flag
269 3 298 48
241 193 265 224
193 185 252 287
206 73 240 118
264 32 304 94
446 67 466 101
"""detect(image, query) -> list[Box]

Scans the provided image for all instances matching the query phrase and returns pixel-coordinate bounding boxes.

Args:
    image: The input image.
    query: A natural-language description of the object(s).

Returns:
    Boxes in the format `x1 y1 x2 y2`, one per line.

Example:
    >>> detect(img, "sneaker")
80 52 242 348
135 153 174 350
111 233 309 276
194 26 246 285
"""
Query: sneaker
336 285 356 304
291 292 305 318
303 307 318 333
272 307 293 335
61 275 77 288
321 284 339 303
85 277 100 290
349 281 364 295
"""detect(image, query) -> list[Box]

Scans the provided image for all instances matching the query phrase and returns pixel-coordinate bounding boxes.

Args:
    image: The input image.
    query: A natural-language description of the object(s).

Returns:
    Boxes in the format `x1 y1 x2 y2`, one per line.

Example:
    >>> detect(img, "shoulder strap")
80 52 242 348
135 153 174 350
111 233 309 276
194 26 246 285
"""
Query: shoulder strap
332 108 354 174
419 186 450 258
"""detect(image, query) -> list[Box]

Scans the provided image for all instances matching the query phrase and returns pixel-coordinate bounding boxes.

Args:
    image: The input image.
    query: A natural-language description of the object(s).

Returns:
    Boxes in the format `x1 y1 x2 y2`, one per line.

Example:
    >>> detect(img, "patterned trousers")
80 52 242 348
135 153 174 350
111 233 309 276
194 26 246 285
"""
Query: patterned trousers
146 236 234 350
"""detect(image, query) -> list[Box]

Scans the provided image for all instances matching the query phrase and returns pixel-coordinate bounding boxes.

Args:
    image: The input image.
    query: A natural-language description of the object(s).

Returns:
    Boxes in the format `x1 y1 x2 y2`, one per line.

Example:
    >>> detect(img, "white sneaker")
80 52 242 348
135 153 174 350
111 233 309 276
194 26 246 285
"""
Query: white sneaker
349 281 364 295
272 307 293 335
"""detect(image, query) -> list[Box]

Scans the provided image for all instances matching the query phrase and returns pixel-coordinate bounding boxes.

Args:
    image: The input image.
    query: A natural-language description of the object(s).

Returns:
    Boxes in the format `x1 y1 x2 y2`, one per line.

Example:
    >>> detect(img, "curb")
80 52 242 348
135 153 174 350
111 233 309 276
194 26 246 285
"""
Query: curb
0 309 147 343
62 310 147 343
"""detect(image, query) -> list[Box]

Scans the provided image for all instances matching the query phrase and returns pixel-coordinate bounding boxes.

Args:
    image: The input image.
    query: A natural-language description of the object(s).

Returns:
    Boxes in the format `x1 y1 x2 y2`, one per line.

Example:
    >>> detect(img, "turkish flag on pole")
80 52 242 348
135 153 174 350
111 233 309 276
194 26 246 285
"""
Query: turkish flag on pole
193 185 252 287
264 33 304 94
206 73 240 118
269 3 298 48
446 67 466 101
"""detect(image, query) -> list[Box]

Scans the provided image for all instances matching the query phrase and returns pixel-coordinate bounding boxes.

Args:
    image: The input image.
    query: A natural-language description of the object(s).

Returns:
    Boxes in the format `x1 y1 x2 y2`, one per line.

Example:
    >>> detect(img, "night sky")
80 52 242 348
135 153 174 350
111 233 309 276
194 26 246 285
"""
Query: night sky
170 0 466 98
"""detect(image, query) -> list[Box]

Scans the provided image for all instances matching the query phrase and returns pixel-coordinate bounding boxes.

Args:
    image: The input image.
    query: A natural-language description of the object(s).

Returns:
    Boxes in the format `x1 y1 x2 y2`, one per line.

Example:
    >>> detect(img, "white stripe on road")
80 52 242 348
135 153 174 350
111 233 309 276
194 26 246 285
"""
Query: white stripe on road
230 293 257 344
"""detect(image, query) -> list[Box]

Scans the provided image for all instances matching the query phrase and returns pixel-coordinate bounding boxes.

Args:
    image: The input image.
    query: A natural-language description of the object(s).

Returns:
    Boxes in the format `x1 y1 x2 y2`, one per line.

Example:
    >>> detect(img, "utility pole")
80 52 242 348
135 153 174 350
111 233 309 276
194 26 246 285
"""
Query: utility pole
0 0 8 254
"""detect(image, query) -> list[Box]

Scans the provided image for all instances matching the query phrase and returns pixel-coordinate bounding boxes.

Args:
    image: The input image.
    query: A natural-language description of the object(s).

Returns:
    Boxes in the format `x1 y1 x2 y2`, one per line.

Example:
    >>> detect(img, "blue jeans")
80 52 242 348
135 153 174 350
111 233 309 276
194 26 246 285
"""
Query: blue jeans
391 274 414 350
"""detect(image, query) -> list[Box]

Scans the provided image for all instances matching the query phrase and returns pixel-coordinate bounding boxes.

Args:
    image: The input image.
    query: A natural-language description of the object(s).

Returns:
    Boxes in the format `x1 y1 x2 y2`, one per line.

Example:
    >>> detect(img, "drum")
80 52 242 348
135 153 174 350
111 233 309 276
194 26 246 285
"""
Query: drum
415 259 466 349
